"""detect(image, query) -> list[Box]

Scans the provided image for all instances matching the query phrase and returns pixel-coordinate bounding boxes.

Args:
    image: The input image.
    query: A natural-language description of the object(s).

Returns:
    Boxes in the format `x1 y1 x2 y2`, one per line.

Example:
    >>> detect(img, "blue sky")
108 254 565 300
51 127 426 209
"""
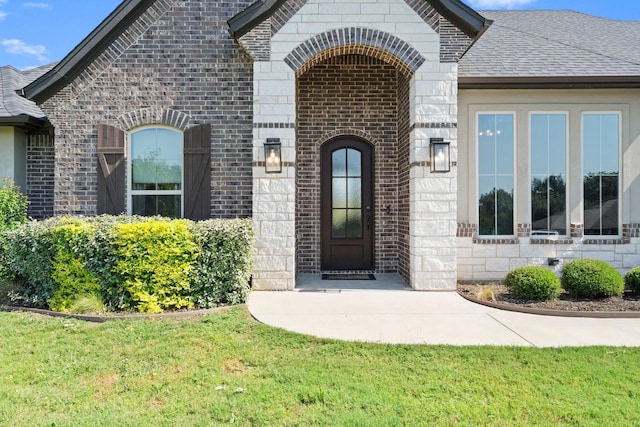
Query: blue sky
1 0 639 70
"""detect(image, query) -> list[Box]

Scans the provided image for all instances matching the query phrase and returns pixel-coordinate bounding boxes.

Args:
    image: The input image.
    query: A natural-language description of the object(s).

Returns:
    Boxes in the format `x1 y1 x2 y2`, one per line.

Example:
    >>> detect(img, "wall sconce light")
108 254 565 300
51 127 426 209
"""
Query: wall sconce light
264 139 282 174
430 138 450 173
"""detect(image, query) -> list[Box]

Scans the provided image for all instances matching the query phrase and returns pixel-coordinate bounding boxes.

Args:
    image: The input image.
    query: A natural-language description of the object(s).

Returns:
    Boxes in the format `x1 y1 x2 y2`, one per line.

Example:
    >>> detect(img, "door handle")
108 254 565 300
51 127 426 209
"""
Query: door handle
365 205 371 230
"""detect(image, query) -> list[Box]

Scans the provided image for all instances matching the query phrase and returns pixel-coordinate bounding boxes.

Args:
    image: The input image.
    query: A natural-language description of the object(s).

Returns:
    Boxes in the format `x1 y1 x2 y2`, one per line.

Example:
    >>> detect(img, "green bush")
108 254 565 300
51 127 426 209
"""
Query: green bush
3 215 254 312
624 267 640 293
111 219 198 313
503 266 561 301
0 177 29 282
561 259 624 298
189 219 254 307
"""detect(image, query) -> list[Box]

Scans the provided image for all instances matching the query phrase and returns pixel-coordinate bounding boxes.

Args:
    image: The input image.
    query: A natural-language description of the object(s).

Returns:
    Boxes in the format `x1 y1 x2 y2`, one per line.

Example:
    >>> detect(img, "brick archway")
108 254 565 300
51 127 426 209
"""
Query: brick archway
284 27 425 78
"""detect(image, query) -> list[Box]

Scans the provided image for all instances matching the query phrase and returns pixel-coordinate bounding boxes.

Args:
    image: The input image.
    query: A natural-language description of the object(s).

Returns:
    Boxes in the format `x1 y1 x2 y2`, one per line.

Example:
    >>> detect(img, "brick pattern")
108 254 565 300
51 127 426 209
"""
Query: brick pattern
284 28 425 78
296 55 408 274
473 238 519 245
438 20 474 63
272 0 308 35
397 74 411 283
457 223 477 237
26 133 54 219
570 223 584 238
117 108 191 131
404 0 440 31
517 223 530 237
623 224 640 238
39 0 255 218
238 20 271 61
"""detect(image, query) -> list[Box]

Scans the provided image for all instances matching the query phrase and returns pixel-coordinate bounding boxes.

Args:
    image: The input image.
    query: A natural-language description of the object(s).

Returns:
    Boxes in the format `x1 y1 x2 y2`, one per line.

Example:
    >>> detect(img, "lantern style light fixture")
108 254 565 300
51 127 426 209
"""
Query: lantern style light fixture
264 138 282 174
430 137 450 173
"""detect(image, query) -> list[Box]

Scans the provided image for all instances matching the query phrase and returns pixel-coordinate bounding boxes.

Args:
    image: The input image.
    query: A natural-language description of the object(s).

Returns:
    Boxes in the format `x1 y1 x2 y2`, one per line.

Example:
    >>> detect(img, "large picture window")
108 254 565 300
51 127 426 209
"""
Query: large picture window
583 113 620 236
478 113 514 236
129 127 183 217
530 113 567 237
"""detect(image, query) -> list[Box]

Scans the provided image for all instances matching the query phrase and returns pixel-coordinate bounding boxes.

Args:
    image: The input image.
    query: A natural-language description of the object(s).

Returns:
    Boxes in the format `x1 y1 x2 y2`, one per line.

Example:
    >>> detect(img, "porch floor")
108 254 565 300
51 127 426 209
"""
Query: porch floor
296 273 410 291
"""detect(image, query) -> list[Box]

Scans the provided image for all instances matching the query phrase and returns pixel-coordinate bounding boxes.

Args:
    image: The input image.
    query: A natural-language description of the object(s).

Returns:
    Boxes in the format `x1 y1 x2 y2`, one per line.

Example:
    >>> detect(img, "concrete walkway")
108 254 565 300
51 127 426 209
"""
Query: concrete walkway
248 286 640 347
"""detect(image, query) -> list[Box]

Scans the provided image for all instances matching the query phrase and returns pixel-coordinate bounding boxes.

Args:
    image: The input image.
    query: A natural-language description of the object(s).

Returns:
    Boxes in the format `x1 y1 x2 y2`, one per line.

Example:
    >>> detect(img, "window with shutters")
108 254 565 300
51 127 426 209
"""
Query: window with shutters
128 126 183 218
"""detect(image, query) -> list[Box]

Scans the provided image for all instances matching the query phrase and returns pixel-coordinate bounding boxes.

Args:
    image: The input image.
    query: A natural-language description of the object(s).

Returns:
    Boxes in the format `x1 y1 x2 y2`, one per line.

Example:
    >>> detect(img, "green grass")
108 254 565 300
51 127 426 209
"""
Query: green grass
1 307 639 426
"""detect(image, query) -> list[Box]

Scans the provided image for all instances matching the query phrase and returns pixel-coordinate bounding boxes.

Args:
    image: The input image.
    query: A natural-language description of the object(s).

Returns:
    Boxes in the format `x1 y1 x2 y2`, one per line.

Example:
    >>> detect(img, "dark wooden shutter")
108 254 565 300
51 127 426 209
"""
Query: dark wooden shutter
97 124 125 215
184 124 211 220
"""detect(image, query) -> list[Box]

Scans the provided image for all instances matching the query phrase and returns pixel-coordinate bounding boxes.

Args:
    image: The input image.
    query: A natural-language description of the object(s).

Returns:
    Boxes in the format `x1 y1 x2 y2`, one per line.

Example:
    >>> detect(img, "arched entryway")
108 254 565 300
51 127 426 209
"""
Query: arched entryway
295 54 412 280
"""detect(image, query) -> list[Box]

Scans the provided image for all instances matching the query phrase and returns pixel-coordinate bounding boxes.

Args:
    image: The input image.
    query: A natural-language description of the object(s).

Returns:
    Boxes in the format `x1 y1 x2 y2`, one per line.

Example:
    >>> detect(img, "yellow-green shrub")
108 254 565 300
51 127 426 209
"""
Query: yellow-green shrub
111 219 198 313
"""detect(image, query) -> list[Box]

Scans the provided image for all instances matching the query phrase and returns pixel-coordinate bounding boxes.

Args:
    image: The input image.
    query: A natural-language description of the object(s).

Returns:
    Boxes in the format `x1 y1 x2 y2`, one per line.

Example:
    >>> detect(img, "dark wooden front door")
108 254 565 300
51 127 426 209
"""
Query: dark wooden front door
321 137 374 270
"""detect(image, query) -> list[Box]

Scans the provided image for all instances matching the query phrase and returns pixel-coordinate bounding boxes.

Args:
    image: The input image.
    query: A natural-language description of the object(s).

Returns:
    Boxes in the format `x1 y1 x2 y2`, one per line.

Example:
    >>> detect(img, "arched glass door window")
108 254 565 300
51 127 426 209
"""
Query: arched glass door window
331 148 363 239
129 127 183 217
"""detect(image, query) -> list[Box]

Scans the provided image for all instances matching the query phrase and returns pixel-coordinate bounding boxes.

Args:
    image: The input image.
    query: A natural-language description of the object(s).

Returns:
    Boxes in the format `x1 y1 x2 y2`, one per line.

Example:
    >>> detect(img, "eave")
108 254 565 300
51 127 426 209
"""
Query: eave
458 76 640 90
0 116 49 131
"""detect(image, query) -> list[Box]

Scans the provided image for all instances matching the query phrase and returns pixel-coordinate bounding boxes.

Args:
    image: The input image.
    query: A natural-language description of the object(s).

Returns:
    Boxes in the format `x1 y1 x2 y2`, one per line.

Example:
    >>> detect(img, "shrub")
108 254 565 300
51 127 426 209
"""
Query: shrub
624 267 640 293
503 266 561 301
189 219 254 308
0 177 29 282
111 219 198 313
2 215 254 312
561 259 624 298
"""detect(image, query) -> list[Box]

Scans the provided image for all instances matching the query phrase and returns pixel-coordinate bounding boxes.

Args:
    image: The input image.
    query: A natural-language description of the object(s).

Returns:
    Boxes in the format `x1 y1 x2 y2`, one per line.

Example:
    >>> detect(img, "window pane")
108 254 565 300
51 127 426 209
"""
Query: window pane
531 114 567 235
132 195 181 218
332 209 347 238
130 127 183 216
478 113 514 236
347 149 361 177
478 176 496 236
348 178 361 209
583 113 620 236
332 178 347 209
347 209 362 238
332 149 347 177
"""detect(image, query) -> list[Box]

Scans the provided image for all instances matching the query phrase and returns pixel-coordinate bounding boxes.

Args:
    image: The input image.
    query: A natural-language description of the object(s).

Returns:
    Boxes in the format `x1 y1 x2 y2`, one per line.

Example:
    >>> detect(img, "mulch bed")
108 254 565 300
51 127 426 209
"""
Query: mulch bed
457 283 640 313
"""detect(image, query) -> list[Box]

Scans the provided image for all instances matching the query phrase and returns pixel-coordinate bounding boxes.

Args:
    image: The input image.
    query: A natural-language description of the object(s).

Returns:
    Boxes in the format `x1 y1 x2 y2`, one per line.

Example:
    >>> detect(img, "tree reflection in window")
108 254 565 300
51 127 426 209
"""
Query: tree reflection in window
583 113 619 236
478 113 514 236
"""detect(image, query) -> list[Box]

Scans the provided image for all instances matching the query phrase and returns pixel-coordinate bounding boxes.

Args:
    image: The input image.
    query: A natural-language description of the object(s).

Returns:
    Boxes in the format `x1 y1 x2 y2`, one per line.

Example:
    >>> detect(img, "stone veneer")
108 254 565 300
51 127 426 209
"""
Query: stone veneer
457 223 640 280
250 0 467 290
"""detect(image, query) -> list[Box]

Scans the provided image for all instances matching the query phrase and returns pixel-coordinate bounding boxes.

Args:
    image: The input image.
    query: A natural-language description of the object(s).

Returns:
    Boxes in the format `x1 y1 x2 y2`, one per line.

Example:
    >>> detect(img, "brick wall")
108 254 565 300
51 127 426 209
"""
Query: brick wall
26 133 54 219
397 75 411 283
39 0 254 218
296 54 409 273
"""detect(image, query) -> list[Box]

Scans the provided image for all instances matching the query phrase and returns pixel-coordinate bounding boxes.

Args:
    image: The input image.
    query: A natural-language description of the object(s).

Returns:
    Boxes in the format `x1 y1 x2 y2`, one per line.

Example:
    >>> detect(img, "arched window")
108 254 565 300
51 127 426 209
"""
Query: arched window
128 126 183 217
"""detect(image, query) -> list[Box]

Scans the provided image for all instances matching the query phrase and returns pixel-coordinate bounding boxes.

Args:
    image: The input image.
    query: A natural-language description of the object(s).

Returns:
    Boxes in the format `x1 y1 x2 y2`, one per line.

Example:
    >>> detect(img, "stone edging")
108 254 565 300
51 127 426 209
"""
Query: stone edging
457 292 640 319
0 305 230 323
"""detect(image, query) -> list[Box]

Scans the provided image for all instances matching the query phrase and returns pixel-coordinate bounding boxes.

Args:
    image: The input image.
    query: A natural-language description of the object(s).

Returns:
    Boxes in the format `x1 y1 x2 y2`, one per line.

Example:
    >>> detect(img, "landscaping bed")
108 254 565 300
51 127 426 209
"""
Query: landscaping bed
458 282 640 313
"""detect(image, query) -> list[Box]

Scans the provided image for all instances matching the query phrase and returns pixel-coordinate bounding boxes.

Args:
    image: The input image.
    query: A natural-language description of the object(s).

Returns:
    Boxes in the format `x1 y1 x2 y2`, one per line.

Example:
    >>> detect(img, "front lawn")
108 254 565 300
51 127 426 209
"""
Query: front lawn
1 307 639 426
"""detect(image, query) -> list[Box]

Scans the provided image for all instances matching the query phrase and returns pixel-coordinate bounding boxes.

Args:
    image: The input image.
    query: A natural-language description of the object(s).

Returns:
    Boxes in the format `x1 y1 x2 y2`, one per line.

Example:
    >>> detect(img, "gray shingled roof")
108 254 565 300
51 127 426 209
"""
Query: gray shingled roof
460 10 640 81
0 64 54 121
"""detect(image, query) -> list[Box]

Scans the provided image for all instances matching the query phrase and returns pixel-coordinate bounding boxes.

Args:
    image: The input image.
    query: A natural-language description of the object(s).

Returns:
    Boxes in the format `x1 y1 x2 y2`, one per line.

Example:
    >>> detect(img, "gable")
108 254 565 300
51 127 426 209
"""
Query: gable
233 0 487 64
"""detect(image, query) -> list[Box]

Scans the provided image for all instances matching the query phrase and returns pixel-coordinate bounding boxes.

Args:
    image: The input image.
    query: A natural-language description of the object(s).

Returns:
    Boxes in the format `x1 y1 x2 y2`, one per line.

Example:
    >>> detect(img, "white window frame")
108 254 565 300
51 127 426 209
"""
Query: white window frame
528 111 570 239
127 125 184 218
580 111 622 238
476 111 517 238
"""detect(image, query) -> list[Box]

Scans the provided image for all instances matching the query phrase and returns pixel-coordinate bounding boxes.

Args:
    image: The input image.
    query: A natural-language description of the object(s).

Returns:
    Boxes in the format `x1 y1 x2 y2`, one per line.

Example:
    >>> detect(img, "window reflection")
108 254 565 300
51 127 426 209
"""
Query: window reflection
583 113 619 236
130 127 183 217
478 114 514 236
531 114 567 236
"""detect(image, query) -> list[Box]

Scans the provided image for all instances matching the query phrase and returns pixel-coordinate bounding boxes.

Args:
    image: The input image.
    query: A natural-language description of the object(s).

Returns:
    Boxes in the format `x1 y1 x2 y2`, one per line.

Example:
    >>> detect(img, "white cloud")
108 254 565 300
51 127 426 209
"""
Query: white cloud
22 2 53 9
0 11 7 21
1 39 47 62
466 0 535 9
